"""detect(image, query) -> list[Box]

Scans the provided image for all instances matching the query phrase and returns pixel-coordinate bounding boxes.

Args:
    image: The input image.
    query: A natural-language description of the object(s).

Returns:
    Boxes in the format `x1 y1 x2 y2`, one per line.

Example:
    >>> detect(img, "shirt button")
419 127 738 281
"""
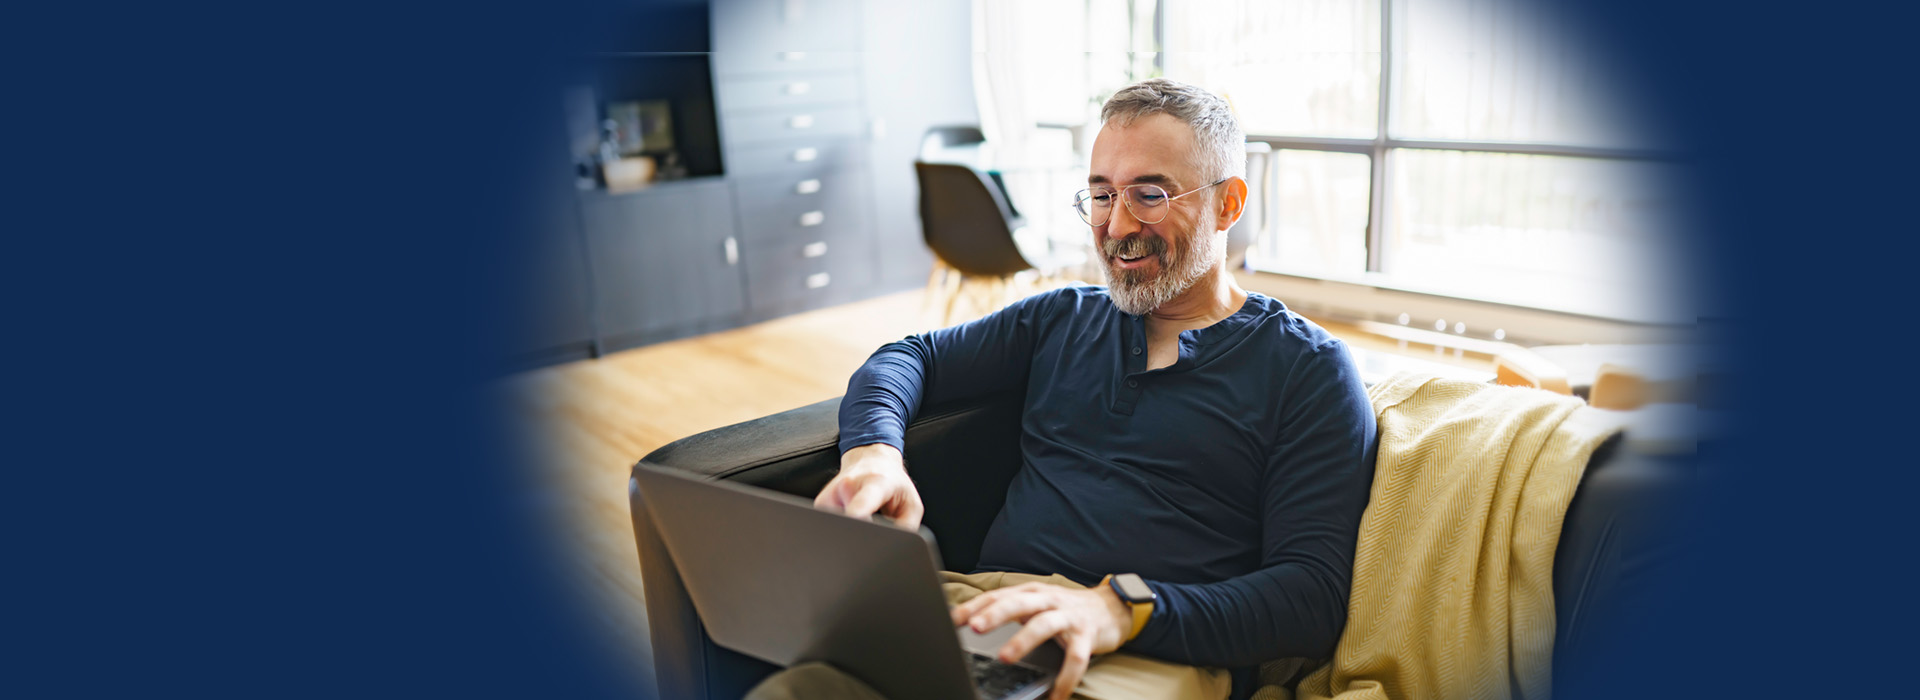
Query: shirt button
1127 379 1139 388
1131 347 1142 355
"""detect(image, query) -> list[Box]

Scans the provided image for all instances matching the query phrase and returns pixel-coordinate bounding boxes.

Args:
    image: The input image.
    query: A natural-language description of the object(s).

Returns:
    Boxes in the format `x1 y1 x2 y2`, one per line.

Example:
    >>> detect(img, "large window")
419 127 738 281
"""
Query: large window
1159 0 1687 323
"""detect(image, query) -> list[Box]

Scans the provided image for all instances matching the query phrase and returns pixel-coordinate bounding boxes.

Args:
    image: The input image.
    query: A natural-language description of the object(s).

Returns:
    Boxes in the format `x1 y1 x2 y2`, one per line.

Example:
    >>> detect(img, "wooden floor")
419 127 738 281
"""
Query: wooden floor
489 287 1010 693
489 282 1496 694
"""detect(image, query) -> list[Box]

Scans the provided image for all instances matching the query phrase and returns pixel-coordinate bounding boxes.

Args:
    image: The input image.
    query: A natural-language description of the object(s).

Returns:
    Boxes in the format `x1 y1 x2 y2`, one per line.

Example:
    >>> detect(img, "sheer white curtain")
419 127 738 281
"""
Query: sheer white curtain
969 0 1120 276
971 0 1030 162
970 0 1144 160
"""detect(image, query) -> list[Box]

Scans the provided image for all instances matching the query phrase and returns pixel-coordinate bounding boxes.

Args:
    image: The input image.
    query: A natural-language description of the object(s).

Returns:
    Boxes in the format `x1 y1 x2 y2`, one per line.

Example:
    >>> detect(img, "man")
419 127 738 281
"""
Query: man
753 79 1377 700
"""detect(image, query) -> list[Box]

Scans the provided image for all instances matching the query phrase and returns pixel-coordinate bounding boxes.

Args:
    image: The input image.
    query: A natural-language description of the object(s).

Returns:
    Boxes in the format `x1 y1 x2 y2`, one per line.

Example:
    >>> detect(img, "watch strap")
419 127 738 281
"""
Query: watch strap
1102 575 1154 643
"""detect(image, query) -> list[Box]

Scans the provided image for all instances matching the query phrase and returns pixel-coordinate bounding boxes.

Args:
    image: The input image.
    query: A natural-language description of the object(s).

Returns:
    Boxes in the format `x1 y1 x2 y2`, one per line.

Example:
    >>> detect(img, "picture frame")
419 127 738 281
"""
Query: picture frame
606 99 674 155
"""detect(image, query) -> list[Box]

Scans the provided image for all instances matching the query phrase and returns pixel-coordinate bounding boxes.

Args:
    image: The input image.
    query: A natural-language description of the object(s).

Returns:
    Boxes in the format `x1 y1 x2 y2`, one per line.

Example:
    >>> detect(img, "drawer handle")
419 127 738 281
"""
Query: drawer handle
789 114 814 129
781 51 807 62
795 179 821 194
786 81 811 95
806 272 831 289
793 147 818 162
798 211 825 227
724 237 739 266
802 241 828 258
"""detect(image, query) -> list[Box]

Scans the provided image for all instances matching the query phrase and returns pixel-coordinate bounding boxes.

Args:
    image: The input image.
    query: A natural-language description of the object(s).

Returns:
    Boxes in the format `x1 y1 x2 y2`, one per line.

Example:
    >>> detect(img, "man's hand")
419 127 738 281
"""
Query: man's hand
949 582 1133 700
813 443 924 529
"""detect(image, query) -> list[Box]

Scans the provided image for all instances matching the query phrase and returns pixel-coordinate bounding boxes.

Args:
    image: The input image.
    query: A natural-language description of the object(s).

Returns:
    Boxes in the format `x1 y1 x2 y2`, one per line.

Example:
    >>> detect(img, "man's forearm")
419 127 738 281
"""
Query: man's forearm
838 291 1052 455
837 338 934 454
1126 563 1349 667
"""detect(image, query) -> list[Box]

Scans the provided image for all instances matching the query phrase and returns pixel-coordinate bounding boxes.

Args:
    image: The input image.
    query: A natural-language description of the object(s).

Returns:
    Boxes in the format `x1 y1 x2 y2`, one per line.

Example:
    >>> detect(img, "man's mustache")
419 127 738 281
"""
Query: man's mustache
1102 236 1166 260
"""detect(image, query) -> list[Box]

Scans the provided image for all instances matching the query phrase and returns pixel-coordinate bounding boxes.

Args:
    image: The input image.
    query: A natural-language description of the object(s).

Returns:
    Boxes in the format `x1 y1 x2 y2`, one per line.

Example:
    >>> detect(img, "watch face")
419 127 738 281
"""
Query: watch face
1114 574 1154 602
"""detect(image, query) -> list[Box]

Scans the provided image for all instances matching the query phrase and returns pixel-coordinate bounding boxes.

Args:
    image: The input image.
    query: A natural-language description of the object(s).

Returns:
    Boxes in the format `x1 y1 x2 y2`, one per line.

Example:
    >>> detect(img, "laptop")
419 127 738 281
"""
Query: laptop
632 461 1065 700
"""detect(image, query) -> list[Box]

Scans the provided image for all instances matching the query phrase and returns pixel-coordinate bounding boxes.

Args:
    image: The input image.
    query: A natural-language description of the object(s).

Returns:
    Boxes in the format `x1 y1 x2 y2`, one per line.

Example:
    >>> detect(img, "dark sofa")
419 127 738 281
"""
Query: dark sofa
628 391 1691 700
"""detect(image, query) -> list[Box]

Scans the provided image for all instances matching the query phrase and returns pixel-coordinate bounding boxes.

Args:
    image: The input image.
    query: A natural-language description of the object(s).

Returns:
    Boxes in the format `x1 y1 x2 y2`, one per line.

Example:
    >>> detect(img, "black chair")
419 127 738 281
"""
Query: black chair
919 125 1023 219
916 161 1033 278
630 392 1692 700
914 160 1041 323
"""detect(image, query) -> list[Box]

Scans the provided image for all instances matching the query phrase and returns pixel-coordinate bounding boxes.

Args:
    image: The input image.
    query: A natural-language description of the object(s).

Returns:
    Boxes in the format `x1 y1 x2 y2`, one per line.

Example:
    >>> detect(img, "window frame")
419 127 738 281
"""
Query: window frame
1185 0 1685 334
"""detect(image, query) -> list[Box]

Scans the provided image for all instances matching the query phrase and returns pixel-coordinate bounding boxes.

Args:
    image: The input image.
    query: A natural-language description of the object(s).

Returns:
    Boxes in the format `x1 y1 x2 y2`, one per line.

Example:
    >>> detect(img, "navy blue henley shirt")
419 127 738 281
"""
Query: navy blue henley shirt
838 284 1376 677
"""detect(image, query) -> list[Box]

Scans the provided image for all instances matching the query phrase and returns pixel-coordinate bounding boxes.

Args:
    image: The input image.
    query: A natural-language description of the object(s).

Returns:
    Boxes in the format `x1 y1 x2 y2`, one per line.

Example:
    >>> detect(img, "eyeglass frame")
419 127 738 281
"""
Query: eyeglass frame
1071 178 1230 226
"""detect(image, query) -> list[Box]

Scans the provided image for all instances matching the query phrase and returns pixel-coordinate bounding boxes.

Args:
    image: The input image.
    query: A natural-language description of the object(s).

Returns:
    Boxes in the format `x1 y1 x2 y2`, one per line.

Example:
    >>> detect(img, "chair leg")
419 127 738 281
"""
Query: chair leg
950 264 966 296
921 264 939 324
922 260 949 315
943 273 966 327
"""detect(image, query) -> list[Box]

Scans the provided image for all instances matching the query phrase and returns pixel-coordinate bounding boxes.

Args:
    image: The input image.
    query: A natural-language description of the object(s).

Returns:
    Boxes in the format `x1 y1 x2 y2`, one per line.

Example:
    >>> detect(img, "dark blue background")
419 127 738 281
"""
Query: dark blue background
11 0 1900 696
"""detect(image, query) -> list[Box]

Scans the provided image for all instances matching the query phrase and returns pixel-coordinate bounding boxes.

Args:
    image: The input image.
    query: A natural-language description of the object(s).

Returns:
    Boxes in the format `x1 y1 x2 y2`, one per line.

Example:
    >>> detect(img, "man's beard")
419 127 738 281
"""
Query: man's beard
1101 207 1221 316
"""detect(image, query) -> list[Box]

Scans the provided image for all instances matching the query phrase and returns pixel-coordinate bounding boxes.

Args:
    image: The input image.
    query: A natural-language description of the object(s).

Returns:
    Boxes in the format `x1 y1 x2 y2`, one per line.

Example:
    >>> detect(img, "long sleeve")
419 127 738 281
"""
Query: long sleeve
836 291 1058 455
1126 340 1378 666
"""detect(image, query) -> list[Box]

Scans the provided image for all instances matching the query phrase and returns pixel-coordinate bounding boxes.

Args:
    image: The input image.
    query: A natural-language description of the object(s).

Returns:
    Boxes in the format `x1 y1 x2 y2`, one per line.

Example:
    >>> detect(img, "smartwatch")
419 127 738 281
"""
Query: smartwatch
1104 573 1157 642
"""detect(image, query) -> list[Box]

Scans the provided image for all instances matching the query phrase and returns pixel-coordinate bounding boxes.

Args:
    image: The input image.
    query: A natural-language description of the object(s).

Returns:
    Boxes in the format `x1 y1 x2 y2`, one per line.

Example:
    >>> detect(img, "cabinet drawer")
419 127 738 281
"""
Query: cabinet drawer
723 106 864 146
741 229 877 314
711 0 861 74
724 137 863 177
716 73 861 113
746 231 866 274
713 48 860 77
731 168 869 240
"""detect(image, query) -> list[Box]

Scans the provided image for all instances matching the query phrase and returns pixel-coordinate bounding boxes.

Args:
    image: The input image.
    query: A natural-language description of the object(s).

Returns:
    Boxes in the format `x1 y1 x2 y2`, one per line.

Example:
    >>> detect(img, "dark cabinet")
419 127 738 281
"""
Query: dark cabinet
709 0 861 76
711 0 882 321
507 186 596 363
579 179 747 351
500 108 598 371
505 0 976 370
736 169 878 317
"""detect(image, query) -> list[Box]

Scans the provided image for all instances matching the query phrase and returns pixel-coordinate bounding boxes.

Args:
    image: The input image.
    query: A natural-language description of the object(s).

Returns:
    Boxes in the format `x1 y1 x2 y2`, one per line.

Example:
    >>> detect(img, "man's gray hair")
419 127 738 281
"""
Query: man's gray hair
1100 78 1246 184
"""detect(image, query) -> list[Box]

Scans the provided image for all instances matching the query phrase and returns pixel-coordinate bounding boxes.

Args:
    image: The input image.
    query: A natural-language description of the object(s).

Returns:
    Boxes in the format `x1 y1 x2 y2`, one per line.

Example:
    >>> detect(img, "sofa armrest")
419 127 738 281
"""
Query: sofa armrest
638 397 847 496
1550 435 1694 694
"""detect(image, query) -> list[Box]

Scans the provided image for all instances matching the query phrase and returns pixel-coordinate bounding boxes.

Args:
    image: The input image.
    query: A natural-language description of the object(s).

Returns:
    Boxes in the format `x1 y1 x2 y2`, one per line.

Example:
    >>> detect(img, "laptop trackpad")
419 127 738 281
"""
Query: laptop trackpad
958 623 1065 672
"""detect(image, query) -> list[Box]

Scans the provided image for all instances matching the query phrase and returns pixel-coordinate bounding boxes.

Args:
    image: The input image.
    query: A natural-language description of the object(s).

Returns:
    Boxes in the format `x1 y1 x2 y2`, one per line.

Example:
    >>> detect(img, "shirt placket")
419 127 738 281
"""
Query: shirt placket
1113 314 1149 415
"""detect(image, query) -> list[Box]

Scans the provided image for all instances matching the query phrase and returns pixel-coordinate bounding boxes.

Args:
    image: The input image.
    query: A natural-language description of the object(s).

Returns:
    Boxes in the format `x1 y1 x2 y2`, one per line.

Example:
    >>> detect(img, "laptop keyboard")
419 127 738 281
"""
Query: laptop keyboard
968 652 1048 700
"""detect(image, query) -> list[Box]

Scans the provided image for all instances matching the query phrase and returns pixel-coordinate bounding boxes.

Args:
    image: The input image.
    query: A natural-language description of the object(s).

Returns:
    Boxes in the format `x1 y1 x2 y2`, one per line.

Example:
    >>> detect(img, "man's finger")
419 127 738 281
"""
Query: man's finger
967 591 1054 633
1049 630 1095 700
952 590 999 626
897 497 925 530
952 588 1009 625
843 478 888 518
999 610 1067 664
950 601 971 626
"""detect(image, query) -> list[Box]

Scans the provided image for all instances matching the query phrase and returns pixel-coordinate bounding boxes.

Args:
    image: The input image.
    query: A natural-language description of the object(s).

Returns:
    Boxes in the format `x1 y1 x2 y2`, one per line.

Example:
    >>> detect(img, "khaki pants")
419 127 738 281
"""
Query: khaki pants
744 571 1232 700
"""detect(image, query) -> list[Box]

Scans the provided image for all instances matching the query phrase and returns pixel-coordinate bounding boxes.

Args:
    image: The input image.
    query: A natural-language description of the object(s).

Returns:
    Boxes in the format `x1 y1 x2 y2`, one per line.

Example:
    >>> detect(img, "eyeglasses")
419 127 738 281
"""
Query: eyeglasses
1071 179 1228 226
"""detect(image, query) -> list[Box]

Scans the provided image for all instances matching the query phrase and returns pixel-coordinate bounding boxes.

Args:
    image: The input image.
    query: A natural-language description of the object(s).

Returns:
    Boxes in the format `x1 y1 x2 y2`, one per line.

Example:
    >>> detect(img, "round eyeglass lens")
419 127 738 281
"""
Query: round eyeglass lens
1074 185 1174 225
1073 190 1111 225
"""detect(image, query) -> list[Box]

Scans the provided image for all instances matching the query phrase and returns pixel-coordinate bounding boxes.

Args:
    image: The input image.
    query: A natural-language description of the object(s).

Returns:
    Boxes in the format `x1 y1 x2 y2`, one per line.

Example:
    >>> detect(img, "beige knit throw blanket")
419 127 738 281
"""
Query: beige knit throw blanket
1268 372 1622 700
